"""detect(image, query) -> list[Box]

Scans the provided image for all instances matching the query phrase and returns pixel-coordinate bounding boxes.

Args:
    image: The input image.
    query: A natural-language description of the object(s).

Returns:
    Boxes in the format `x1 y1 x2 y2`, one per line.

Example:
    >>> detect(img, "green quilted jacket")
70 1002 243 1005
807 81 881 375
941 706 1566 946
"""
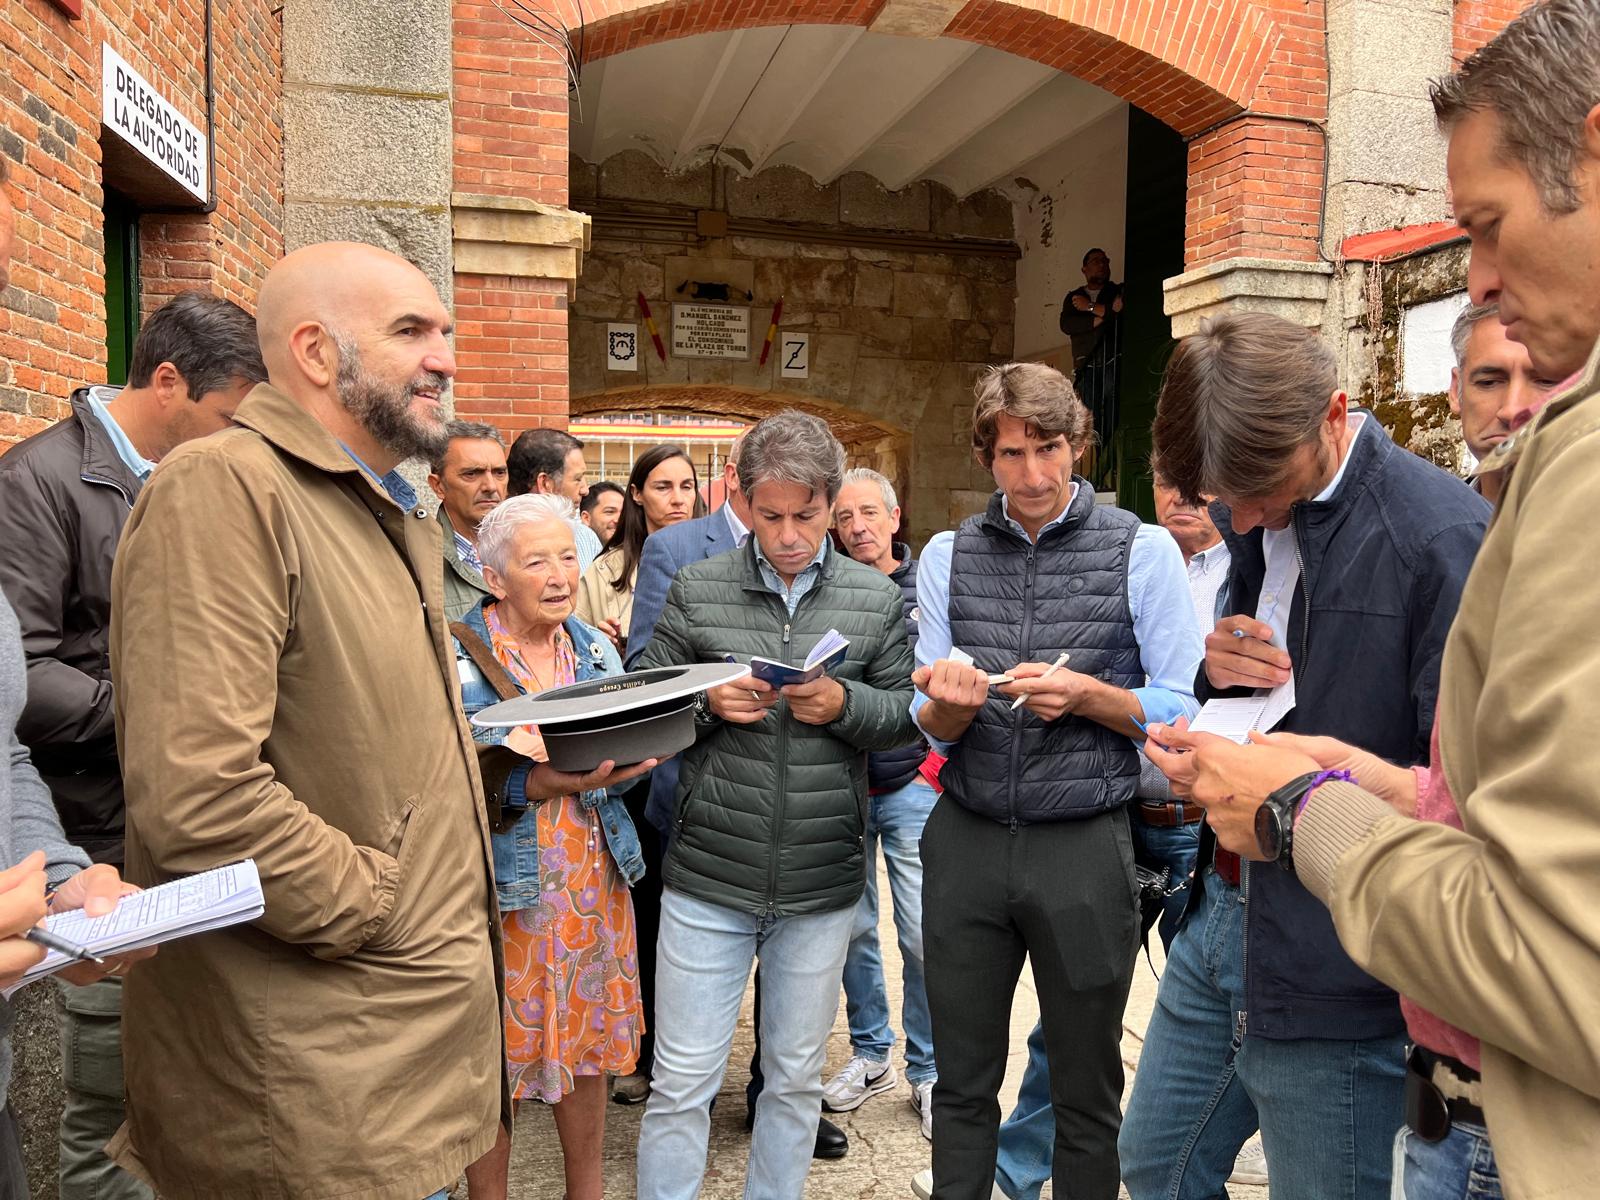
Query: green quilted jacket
636 541 916 916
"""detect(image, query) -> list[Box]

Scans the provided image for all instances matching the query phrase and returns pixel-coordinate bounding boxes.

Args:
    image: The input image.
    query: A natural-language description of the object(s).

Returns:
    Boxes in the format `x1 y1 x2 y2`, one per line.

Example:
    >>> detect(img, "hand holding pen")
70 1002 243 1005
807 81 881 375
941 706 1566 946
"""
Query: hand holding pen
996 652 1079 719
1204 616 1291 690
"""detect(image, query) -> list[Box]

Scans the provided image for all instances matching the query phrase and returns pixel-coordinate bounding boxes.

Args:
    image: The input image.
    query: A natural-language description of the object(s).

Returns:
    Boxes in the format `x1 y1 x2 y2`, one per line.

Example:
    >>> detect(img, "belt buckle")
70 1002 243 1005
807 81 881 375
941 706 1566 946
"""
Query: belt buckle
1405 1045 1452 1143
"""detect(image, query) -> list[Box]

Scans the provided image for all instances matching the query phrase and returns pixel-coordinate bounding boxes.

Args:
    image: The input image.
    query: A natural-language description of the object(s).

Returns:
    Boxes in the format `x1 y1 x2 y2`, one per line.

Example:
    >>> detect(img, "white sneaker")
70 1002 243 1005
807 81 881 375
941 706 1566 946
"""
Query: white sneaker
1229 1141 1269 1186
910 1168 1006 1199
822 1054 897 1112
910 1078 934 1141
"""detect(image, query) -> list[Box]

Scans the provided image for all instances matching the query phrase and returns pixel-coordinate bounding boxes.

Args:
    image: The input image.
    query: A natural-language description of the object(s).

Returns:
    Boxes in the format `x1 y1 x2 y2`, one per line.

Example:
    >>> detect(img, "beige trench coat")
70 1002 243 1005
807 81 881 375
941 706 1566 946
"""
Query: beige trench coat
108 384 510 1200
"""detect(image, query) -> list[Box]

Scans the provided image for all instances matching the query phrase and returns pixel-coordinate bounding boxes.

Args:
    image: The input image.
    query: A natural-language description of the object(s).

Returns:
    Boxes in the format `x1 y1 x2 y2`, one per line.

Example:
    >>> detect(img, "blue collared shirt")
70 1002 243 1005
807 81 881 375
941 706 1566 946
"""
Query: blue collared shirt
753 536 829 616
573 518 602 574
339 442 420 510
912 486 1203 751
453 529 483 573
85 389 155 481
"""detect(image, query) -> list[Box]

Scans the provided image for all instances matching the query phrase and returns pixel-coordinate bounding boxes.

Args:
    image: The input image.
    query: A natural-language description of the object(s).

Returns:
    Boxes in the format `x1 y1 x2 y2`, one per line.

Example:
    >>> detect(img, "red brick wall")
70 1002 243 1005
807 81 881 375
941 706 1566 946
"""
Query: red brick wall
1185 117 1324 265
0 0 282 447
452 2 571 437
1453 0 1530 61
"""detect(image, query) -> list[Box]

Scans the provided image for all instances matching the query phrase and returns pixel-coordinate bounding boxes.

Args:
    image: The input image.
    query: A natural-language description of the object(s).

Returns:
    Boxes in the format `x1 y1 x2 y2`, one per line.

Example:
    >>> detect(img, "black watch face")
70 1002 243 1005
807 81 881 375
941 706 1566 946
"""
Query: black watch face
1254 803 1284 861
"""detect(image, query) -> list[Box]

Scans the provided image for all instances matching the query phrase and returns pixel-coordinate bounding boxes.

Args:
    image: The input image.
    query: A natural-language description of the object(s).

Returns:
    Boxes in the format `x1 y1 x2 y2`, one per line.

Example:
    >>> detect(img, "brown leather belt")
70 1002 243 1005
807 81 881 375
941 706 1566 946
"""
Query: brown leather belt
1135 800 1205 828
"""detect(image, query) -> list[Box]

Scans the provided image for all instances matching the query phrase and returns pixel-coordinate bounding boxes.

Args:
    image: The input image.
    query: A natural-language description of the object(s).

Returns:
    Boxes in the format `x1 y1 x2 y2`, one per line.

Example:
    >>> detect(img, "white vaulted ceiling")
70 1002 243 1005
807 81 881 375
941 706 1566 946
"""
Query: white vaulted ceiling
571 27 1125 200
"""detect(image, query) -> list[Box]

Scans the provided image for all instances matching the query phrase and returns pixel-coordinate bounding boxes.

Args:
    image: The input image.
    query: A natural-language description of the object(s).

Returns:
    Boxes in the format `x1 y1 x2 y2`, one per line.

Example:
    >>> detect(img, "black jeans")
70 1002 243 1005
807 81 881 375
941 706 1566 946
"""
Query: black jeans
922 797 1139 1200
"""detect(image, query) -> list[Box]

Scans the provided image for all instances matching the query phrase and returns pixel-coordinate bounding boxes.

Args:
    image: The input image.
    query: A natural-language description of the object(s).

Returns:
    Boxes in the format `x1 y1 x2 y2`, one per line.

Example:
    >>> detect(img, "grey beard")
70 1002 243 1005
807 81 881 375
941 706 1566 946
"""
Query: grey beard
333 336 450 464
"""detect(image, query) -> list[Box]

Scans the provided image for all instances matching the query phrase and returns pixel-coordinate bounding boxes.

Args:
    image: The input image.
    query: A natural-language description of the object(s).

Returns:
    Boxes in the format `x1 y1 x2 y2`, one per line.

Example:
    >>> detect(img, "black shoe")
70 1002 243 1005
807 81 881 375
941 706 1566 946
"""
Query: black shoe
813 1116 849 1160
741 1107 849 1159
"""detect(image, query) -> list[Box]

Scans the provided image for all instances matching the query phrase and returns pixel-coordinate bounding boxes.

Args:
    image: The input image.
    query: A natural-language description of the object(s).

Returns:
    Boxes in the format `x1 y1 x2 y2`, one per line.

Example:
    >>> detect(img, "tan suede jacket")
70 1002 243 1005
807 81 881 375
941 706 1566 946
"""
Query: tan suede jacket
1297 338 1600 1199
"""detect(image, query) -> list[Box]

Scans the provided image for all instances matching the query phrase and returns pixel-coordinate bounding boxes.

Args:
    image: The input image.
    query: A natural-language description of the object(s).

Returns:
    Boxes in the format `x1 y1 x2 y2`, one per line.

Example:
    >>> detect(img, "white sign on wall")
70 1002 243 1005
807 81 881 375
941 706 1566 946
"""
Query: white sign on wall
672 303 750 359
606 323 639 371
1401 292 1471 396
778 332 810 379
102 44 208 202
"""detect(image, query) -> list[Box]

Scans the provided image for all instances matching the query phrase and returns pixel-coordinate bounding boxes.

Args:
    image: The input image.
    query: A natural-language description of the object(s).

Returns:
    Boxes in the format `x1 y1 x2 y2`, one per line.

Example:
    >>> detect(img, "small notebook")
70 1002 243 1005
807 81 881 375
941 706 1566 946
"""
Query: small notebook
4 859 265 997
747 629 850 688
1189 674 1297 745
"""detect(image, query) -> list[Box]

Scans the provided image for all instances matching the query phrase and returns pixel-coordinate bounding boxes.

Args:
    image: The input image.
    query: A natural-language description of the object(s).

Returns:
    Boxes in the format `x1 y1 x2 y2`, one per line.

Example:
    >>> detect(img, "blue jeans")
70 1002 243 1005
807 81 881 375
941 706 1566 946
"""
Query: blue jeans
841 777 937 1084
422 1191 449 1199
1130 813 1201 950
637 888 854 1200
1392 1121 1502 1200
993 812 1199 1200
1120 866 1407 1200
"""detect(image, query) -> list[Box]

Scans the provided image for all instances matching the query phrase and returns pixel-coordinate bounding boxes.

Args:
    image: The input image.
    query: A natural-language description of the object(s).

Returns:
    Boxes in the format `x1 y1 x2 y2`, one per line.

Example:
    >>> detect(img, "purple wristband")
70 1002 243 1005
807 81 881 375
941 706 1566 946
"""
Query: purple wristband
1296 767 1355 815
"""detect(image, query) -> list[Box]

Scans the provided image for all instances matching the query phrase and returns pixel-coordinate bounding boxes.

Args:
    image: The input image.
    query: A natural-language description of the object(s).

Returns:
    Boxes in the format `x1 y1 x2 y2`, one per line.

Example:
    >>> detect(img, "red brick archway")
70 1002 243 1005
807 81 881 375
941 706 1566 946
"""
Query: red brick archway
561 0 1329 266
450 0 1329 432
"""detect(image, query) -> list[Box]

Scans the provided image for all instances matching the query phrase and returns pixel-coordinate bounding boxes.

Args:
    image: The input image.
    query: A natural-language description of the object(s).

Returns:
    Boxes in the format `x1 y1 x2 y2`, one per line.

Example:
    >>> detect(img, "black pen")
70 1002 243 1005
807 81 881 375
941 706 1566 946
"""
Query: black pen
24 927 103 966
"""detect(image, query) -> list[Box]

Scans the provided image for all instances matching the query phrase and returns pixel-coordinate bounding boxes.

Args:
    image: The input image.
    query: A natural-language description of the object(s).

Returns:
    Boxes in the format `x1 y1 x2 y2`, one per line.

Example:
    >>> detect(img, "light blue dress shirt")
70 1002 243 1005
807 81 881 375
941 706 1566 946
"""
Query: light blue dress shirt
912 487 1203 751
85 390 155 481
573 519 602 574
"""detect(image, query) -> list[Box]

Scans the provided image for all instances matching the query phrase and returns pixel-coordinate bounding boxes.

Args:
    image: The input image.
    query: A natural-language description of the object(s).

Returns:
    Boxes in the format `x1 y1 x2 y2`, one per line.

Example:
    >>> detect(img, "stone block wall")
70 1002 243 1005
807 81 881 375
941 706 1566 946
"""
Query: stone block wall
0 0 283 448
568 153 1015 547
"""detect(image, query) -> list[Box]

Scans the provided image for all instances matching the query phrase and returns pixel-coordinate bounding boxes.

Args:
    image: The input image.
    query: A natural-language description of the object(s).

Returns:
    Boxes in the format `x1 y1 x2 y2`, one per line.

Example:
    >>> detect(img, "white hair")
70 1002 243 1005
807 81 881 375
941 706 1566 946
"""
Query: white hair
476 493 578 576
840 467 897 512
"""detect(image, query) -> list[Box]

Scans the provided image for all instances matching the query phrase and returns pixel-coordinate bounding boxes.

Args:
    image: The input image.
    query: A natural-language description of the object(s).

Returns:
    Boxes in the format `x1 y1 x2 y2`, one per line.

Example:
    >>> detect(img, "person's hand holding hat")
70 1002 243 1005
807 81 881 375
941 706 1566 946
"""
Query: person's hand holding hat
525 757 662 801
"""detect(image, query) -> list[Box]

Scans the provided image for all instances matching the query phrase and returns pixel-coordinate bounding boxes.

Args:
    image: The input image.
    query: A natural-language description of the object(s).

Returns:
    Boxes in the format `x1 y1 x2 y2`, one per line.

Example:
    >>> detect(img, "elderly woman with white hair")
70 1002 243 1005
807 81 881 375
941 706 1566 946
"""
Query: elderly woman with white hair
450 493 652 1200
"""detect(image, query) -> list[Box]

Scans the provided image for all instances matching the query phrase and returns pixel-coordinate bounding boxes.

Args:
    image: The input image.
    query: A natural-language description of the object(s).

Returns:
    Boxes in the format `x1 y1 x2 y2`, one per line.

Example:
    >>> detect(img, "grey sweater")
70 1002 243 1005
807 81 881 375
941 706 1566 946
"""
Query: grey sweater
0 588 91 1109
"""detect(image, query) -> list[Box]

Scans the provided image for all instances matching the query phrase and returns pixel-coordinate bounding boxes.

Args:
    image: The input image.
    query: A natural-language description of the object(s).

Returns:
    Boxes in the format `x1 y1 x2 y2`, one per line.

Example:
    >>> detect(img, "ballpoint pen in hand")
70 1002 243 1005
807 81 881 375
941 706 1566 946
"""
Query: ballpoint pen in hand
24 926 103 966
1010 652 1070 711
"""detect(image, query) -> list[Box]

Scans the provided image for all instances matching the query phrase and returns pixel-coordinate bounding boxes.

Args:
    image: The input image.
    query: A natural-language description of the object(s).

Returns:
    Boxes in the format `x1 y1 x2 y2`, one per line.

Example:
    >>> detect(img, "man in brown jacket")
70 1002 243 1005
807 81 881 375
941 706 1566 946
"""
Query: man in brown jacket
108 242 649 1200
1144 4 1600 1196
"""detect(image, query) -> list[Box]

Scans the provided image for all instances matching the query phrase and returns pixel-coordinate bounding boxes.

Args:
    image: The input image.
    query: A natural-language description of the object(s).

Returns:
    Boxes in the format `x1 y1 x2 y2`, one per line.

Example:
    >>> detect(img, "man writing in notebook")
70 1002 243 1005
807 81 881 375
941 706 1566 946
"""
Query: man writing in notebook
1118 311 1488 1199
1144 6 1600 1192
108 242 652 1200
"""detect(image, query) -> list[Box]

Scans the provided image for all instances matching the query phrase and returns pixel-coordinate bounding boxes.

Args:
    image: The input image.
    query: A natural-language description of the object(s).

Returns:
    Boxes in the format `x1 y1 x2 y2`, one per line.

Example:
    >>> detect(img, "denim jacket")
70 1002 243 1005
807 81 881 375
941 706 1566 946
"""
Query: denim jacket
453 601 645 911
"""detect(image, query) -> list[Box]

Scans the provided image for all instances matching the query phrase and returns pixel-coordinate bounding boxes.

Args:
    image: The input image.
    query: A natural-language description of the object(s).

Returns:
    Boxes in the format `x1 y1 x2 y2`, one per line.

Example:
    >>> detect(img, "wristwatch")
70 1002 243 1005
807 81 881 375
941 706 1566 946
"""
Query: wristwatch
693 689 715 724
1254 771 1322 864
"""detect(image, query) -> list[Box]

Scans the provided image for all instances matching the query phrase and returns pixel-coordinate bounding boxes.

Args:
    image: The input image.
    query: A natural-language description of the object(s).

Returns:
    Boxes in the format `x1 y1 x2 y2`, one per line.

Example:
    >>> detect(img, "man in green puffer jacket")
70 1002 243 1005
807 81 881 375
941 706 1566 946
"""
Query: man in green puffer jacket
634 410 916 1200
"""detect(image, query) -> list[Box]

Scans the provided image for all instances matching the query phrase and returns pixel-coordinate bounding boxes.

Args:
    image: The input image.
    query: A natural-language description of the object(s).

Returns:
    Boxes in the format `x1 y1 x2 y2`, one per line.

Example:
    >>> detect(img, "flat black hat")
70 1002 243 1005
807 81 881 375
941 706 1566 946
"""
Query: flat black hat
470 662 751 772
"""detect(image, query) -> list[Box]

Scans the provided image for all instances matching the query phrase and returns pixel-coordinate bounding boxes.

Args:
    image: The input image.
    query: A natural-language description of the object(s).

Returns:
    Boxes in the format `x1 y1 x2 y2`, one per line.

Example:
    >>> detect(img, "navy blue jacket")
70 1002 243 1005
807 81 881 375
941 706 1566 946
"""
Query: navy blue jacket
1189 414 1490 1042
626 508 742 835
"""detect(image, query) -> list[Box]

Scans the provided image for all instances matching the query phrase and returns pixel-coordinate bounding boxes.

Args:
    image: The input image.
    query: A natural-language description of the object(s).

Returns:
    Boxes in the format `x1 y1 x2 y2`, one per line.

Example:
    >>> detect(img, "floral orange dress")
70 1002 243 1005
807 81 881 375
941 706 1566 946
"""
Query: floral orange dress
486 607 643 1103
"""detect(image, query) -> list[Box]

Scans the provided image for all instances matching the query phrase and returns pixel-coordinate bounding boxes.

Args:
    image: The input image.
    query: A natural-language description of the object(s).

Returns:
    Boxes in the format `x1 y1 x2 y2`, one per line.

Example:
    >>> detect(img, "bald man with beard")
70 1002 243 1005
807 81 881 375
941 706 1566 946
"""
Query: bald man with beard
106 243 651 1200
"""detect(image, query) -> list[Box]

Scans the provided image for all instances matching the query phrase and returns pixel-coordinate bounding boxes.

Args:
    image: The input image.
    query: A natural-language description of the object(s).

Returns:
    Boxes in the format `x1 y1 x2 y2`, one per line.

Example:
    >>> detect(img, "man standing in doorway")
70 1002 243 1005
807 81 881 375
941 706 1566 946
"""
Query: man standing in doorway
0 289 266 1200
1448 302 1560 504
1120 311 1488 1200
428 420 509 622
823 468 938 1139
1059 249 1124 459
913 362 1201 1200
507 427 602 570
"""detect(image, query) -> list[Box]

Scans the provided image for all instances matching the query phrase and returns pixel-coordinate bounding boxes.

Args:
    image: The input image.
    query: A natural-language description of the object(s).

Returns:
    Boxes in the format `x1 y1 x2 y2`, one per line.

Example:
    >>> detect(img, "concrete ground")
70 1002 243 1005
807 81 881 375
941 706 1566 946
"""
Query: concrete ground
498 858 1268 1200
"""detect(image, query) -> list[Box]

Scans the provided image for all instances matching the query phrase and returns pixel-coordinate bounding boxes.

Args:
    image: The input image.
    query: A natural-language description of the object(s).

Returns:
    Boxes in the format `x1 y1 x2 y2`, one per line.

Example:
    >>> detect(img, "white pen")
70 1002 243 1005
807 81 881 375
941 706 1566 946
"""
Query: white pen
1010 652 1070 711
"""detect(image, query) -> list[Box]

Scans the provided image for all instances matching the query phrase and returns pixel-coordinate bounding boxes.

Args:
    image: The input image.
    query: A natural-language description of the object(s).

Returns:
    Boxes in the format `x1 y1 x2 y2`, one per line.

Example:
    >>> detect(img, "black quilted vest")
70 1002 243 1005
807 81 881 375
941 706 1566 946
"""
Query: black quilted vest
940 484 1141 825
867 545 926 793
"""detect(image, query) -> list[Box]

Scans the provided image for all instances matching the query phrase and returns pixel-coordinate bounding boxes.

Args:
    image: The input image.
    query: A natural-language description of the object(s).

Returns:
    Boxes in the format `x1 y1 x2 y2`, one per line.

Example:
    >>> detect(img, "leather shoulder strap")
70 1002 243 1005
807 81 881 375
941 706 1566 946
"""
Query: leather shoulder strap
450 621 522 702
